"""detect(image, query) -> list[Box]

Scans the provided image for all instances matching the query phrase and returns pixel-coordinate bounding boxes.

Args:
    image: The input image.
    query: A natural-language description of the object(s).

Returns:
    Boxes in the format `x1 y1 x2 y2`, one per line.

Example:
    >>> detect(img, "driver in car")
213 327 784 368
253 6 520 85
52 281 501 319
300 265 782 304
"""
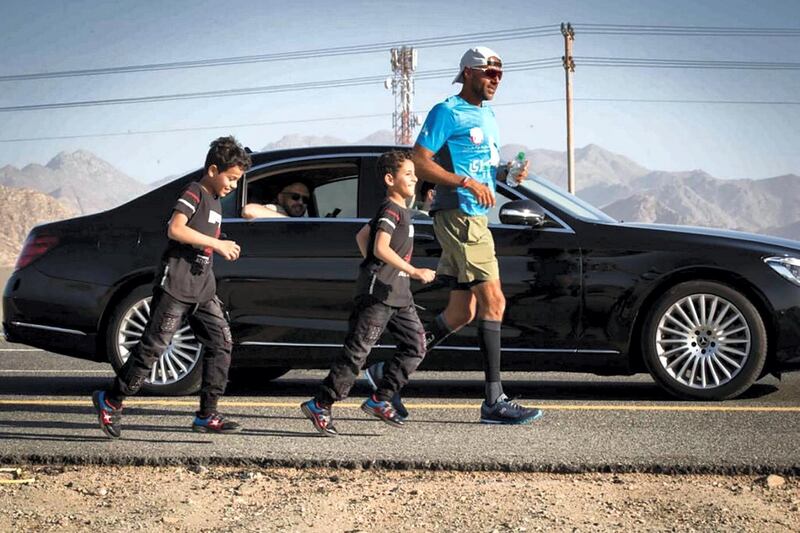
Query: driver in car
243 181 310 218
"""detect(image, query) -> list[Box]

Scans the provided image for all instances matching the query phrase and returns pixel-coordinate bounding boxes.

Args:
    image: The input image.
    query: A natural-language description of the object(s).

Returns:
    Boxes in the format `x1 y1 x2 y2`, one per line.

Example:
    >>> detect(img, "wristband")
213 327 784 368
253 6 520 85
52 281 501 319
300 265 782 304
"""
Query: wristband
459 176 471 187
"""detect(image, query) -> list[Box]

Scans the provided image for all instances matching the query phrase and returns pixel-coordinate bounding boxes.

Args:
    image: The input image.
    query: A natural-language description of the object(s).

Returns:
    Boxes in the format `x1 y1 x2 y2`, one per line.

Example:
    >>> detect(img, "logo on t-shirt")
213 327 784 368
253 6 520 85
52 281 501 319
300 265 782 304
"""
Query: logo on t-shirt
469 127 484 145
208 210 222 225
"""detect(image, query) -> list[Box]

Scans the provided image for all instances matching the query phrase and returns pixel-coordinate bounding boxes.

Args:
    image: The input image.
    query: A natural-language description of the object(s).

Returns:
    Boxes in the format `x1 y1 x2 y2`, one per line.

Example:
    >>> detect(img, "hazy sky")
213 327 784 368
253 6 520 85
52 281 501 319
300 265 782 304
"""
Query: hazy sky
1 0 798 184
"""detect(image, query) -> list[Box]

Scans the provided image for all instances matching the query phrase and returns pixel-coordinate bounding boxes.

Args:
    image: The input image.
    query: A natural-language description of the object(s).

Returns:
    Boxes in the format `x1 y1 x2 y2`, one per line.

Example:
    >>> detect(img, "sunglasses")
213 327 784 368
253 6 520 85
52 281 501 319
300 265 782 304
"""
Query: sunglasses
281 192 310 204
471 66 503 81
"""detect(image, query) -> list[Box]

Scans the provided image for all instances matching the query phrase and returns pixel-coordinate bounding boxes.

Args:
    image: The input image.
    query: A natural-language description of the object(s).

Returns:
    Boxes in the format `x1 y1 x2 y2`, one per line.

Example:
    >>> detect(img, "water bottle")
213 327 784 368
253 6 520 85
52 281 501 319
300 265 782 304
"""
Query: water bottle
505 151 527 188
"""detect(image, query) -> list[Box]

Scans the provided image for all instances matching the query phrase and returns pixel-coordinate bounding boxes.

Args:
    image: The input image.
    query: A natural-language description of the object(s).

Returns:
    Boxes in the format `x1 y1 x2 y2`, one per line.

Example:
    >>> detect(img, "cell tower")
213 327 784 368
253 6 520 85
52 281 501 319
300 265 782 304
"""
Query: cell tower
385 47 420 146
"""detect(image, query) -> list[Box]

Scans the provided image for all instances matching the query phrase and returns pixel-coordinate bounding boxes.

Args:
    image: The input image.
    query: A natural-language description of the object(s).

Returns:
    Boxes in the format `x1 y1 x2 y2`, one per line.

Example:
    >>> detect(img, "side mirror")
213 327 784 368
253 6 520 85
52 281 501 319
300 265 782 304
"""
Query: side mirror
499 199 546 227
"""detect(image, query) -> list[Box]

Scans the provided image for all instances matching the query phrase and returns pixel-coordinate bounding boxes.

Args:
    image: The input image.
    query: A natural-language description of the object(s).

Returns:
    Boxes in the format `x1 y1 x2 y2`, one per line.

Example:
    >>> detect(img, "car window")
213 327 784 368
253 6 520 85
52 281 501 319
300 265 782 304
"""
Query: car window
241 158 360 218
315 177 358 218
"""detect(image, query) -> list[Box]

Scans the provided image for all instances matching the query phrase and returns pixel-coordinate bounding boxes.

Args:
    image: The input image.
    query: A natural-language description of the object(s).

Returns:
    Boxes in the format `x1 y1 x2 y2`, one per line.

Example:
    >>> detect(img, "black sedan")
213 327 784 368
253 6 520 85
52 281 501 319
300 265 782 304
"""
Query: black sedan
4 145 800 400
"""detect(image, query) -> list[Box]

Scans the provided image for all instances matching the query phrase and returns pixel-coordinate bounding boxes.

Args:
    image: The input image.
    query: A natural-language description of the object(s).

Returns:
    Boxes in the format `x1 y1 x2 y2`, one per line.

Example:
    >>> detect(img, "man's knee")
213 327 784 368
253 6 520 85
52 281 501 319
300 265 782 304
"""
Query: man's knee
475 281 505 319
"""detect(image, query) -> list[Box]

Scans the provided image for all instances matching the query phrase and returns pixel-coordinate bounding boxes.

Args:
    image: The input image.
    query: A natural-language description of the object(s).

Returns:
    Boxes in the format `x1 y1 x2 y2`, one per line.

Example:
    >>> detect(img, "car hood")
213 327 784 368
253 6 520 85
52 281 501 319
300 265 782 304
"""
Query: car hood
619 222 800 253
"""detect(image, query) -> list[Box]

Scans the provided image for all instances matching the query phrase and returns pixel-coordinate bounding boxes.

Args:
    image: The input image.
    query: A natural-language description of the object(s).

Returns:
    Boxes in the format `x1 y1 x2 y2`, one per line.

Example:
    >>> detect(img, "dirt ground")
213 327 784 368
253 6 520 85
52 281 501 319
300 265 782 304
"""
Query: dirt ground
0 466 797 532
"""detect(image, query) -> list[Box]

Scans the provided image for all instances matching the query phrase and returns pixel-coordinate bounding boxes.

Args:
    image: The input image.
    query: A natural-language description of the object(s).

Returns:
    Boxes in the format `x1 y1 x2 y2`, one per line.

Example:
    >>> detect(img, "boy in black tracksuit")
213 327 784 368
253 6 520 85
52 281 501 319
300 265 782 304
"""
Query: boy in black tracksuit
91 136 251 439
301 150 436 436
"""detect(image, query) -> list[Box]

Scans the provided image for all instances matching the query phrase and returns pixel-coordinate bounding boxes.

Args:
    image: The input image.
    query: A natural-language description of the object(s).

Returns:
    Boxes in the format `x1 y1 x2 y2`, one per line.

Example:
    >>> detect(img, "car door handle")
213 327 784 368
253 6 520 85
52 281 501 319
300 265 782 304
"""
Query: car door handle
414 233 436 242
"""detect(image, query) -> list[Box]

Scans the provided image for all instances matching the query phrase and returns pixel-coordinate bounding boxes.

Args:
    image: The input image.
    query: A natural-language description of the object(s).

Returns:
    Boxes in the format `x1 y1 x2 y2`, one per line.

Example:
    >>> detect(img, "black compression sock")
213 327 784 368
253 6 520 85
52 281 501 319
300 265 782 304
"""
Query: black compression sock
477 319 503 401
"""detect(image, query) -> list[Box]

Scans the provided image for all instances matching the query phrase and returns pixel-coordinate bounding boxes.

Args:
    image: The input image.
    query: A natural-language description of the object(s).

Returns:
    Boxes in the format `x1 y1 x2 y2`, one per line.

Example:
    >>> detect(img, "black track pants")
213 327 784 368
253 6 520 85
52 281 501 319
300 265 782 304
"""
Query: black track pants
110 288 232 414
317 298 425 404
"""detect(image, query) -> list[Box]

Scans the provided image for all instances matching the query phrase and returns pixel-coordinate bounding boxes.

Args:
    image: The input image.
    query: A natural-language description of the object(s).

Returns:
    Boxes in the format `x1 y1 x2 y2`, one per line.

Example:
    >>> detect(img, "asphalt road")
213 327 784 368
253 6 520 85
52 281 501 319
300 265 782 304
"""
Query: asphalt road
1 340 798 474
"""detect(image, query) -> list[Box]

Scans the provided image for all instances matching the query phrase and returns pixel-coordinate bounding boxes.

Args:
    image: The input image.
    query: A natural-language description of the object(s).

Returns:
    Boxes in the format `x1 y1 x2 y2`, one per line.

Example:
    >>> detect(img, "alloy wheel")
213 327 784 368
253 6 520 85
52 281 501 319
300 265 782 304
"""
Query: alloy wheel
655 293 751 389
116 296 202 385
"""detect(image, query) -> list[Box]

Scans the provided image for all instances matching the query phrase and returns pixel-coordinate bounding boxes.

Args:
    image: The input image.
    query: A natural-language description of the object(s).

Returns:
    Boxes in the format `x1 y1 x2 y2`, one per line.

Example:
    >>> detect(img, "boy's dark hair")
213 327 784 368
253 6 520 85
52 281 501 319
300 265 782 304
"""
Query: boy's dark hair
204 136 252 173
377 150 413 177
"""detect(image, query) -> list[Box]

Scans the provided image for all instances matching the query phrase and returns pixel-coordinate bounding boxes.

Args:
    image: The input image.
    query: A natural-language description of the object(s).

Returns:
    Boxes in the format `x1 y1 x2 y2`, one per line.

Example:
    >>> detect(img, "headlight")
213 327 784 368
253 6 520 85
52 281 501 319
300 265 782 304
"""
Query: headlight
765 256 800 287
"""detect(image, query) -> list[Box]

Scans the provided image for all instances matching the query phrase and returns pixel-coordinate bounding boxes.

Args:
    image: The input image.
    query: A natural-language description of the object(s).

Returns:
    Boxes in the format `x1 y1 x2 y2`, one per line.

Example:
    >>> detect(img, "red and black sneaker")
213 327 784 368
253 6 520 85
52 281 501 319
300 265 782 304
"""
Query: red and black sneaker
91 390 123 439
191 413 242 434
300 399 338 437
361 394 405 428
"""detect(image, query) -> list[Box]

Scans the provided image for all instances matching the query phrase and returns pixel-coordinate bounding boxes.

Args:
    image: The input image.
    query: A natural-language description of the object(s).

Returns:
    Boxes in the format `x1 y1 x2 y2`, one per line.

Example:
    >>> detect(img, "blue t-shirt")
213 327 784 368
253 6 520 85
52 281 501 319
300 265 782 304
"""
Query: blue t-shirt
416 95 501 216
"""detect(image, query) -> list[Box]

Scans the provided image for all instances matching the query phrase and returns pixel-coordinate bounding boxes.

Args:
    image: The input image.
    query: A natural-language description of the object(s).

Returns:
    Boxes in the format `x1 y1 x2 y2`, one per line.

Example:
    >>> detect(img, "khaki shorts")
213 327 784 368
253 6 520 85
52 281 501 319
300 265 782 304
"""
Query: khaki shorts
432 209 500 284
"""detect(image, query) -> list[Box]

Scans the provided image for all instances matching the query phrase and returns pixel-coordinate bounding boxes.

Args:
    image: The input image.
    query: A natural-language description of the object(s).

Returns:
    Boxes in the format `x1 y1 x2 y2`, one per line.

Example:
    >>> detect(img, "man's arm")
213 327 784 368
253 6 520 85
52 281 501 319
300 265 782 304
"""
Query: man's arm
167 212 240 261
242 203 286 219
411 144 495 208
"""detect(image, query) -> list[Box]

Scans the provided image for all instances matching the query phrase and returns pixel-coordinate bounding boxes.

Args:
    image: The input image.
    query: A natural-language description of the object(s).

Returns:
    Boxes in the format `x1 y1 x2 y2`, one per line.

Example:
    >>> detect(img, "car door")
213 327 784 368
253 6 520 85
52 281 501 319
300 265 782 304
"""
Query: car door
214 154 369 365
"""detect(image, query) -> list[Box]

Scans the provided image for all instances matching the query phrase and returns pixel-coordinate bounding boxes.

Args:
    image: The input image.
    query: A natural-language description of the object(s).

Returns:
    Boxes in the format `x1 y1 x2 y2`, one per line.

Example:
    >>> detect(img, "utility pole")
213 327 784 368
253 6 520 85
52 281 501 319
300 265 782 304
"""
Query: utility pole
562 22 576 194
385 47 420 146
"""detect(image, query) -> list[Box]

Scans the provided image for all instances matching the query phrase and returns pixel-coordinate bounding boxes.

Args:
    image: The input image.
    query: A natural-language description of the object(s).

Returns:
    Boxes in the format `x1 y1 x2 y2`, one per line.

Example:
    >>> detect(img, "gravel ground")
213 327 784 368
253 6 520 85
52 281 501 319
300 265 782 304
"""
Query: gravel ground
1 465 797 532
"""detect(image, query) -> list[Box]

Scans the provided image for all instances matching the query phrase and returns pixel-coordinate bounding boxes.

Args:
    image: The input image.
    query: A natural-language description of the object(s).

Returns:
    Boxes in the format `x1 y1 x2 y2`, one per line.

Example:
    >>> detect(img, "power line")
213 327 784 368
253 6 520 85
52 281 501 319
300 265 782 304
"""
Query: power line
576 23 800 36
0 60 563 113
0 25 560 82
3 23 796 84
3 54 796 114
2 97 799 144
579 57 800 70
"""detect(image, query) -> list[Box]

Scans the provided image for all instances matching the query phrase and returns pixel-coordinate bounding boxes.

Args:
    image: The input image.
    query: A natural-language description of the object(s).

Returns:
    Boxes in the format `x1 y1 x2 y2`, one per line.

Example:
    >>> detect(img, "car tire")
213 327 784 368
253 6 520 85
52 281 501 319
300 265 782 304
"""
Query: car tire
641 280 767 400
105 285 203 396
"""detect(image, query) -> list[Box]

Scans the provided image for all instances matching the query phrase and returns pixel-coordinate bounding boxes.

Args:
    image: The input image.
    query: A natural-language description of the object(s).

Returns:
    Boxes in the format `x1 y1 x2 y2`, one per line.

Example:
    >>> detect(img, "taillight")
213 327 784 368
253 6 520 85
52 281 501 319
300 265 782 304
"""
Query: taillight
14 234 59 271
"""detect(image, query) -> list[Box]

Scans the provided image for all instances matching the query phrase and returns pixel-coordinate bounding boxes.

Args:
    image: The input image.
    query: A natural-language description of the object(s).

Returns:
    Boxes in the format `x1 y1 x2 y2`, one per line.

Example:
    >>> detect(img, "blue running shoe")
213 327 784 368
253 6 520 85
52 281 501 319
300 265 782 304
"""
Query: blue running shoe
300 399 338 437
361 394 404 428
91 390 123 439
364 362 409 419
480 395 543 425
191 413 242 434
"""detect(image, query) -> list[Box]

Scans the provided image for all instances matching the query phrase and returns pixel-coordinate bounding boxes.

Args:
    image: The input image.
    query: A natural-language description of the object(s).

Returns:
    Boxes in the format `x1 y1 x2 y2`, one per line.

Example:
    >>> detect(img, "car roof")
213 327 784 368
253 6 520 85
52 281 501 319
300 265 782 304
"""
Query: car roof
247 145 408 167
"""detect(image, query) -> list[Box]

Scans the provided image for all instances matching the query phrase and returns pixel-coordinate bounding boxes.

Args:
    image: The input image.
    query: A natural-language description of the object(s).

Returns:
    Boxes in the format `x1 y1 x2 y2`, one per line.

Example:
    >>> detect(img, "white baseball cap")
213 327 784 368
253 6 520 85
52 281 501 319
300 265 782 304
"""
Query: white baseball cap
452 46 503 84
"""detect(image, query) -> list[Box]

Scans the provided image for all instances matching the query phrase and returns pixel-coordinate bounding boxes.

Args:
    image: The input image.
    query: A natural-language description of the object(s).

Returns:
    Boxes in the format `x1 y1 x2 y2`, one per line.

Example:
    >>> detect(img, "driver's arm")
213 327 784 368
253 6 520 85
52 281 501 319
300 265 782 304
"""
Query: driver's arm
242 203 286 219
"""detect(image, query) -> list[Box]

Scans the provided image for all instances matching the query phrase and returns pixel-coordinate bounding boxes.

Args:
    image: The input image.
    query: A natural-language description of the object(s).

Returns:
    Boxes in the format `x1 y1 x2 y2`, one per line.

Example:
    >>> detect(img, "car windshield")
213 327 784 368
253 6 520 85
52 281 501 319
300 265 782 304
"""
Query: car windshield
519 177 616 223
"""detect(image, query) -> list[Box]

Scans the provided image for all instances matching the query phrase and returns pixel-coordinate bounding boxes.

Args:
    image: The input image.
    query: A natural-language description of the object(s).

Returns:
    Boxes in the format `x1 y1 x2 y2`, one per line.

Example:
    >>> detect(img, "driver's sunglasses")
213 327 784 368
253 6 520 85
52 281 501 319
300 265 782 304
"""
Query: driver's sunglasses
281 192 310 204
472 66 503 81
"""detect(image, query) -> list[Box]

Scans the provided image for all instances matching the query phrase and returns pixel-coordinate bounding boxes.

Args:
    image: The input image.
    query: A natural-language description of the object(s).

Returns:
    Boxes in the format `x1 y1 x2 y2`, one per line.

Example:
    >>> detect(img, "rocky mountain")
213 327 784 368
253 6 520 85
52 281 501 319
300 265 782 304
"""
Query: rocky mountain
0 150 148 215
356 130 396 145
499 142 799 240
766 220 800 240
261 130 396 151
589 167 800 236
500 143 650 196
0 185 76 266
602 194 685 226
